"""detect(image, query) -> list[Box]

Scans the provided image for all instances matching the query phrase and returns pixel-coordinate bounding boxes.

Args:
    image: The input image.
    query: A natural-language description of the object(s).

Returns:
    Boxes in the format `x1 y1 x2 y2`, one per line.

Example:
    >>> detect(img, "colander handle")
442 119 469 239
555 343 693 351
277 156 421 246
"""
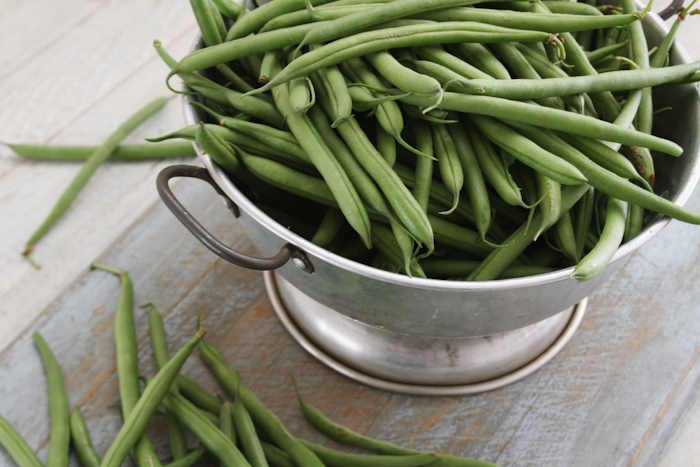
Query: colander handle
156 165 313 273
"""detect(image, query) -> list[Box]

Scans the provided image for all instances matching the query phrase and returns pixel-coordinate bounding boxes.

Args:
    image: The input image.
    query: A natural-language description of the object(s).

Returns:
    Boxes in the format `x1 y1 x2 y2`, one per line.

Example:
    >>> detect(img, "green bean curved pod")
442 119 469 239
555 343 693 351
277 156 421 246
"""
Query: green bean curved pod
429 215 492 256
289 77 313 113
415 46 491 79
233 398 269 467
100 330 204 467
621 0 652 134
211 0 242 19
472 115 586 185
586 41 630 65
22 96 168 256
448 122 491 239
146 306 188 460
33 332 70 467
376 124 397 166
271 66 372 248
7 141 195 162
413 122 434 212
574 197 627 280
452 42 510 79
70 409 100 467
301 0 502 46
505 122 700 224
469 185 590 280
190 0 223 45
574 188 595 259
564 135 647 185
164 449 205 467
0 415 43 467
219 402 237 448
312 209 345 247
226 0 332 40
399 93 682 156
312 63 353 126
163 393 252 467
177 375 222 414
455 61 700 101
466 124 523 207
255 23 550 91
535 173 562 239
261 443 295 467
367 51 441 96
373 223 426 277
421 7 637 32
195 123 241 174
431 124 464 213
198 342 325 467
554 211 579 262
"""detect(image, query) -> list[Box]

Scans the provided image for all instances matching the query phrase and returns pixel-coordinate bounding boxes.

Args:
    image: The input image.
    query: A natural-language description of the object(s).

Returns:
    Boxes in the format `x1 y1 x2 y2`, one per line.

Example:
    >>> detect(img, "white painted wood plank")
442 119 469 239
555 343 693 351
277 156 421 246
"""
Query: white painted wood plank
0 1 198 350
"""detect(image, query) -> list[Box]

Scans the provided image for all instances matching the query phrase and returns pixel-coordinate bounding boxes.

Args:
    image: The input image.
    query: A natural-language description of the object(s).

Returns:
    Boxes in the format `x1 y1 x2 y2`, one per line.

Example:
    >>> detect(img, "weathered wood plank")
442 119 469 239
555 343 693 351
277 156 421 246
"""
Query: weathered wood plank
0 176 698 466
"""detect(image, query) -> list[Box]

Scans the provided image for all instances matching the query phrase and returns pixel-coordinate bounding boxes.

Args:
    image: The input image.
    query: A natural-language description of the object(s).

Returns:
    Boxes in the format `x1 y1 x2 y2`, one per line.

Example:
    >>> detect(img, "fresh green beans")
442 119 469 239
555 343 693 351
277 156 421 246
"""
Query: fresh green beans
586 41 630 64
452 43 511 79
146 304 188 461
312 63 353 127
226 0 331 40
574 197 627 280
165 449 205 467
22 96 169 257
70 409 101 467
535 173 562 239
432 124 464 213
421 258 554 278
232 397 269 467
100 329 204 467
198 342 326 467
574 188 595 259
195 123 241 174
415 46 492 80
312 209 345 247
412 122 434 212
163 393 252 467
0 415 43 467
376 124 397 166
553 211 579 261
33 332 70 467
302 440 438 467
261 443 294 467
220 401 237 447
211 0 242 19
372 223 426 277
6 141 195 162
367 51 441 97
177 375 223 414
91 264 164 467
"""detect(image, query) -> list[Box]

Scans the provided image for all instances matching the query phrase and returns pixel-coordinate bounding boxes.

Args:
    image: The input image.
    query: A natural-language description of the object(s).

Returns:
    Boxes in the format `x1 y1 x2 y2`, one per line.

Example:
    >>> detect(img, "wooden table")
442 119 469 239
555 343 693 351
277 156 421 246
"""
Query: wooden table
1 2 699 466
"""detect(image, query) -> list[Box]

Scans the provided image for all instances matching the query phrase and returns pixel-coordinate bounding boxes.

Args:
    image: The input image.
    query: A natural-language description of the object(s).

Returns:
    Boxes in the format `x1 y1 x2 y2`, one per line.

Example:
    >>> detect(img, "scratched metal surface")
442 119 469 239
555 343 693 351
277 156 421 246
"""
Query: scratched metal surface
0 177 698 467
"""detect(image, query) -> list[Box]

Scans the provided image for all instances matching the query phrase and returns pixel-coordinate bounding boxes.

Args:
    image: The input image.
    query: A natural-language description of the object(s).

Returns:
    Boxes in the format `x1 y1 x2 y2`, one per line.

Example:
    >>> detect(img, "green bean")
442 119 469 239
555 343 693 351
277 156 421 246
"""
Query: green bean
307 105 415 271
542 0 603 15
373 224 426 277
452 42 511 79
220 402 237 448
469 184 590 280
421 258 554 278
312 63 353 127
412 122 434 212
0 415 43 467
311 209 344 247
448 121 491 239
198 342 325 467
177 375 222 414
504 122 700 224
621 0 652 134
91 264 165 467
70 409 100 467
271 66 372 248
289 76 314 113
225 0 332 40
261 443 294 467
367 51 441 97
146 305 188 460
165 449 205 467
455 61 700 101
429 214 492 256
303 440 438 467
624 204 644 241
574 197 627 280
574 188 595 259
254 23 551 92
32 332 70 467
232 397 269 467
296 391 496 466
21 97 168 257
195 122 241 174
472 115 586 185
422 6 637 31
155 42 283 127
100 329 205 467
163 393 252 467
586 41 630 64
624 145 655 185
431 124 464 214
190 0 224 45
553 211 578 261
650 0 695 68
300 0 504 46
535 173 561 239
563 135 648 186
376 124 397 166
466 123 523 207
211 0 242 19
415 46 491 79
259 6 354 32
6 141 195 162
398 92 682 156
409 59 471 91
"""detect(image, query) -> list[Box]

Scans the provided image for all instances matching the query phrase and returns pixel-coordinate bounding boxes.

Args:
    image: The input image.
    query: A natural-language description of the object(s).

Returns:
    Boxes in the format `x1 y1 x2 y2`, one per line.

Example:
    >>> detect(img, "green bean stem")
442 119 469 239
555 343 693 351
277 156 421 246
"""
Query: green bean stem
22 96 169 257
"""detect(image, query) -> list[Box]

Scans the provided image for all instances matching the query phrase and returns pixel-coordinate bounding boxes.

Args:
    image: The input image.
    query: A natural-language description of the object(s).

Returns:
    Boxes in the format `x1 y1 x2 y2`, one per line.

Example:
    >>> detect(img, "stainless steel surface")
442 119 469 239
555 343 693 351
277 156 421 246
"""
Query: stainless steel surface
183 13 700 338
265 272 588 395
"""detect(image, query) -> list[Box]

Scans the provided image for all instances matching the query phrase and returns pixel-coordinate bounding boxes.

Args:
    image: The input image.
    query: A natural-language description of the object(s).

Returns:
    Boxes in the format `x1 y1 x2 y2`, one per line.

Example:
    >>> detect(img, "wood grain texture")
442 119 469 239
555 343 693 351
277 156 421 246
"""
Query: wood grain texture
0 178 698 466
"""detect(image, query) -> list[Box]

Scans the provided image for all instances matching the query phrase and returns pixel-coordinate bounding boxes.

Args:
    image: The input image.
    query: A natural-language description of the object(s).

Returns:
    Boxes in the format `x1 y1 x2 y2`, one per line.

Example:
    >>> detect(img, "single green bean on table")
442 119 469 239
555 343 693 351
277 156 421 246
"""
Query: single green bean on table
70 409 101 467
6 141 195 162
0 415 43 467
22 96 169 258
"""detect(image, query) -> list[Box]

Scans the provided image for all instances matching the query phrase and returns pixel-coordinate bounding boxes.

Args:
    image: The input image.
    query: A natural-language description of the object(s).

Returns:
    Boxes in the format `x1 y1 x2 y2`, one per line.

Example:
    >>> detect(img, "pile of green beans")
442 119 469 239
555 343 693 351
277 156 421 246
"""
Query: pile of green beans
150 0 700 282
0 264 496 467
